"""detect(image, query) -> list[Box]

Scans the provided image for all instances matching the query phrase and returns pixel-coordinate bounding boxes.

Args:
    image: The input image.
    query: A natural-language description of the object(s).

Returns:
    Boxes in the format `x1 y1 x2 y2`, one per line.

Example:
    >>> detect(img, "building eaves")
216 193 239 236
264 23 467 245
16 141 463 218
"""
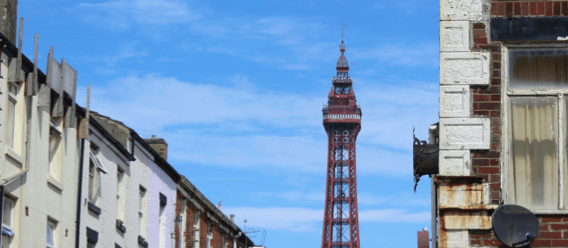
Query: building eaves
0 30 47 84
81 109 181 182
75 105 135 161
178 176 254 246
130 130 181 182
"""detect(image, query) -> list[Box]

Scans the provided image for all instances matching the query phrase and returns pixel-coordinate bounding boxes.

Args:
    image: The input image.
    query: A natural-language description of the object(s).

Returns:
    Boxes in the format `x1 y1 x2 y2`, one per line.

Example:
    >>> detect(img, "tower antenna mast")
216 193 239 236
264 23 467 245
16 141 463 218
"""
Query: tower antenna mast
342 21 349 40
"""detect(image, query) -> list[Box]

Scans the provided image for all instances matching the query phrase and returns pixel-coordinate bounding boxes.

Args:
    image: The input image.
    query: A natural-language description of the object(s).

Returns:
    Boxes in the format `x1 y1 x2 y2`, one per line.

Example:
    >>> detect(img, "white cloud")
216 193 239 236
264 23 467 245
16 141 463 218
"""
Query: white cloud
257 191 324 202
353 43 438 67
222 207 430 232
357 192 430 207
256 191 430 208
167 133 326 173
79 74 322 132
359 209 430 223
355 79 439 151
76 73 436 176
76 0 199 27
82 41 148 66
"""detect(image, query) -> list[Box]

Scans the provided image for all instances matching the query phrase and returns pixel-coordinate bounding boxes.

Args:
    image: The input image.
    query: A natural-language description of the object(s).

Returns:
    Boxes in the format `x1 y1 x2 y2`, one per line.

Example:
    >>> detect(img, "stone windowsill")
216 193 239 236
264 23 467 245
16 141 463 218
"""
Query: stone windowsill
5 147 23 167
46 174 63 191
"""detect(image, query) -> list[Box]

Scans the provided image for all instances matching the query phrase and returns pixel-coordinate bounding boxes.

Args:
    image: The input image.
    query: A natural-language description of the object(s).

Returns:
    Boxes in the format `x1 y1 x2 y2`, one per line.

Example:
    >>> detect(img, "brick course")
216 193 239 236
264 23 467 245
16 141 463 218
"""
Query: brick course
466 1 568 246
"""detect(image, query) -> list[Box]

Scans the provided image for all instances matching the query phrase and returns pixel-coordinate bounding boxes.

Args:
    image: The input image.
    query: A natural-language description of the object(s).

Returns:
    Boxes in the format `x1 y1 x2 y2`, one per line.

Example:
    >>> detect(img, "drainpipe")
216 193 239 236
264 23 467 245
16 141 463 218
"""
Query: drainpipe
0 185 4 245
75 138 85 248
431 177 437 248
75 86 90 248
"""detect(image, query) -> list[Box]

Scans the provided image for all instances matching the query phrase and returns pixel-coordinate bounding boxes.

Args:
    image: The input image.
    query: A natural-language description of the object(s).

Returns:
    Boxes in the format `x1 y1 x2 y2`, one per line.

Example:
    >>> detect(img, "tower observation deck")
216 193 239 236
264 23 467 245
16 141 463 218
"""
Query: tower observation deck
320 39 361 248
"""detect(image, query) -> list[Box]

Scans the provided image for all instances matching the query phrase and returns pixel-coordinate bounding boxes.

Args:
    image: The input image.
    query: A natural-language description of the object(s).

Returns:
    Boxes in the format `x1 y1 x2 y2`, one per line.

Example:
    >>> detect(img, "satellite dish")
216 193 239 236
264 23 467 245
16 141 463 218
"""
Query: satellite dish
492 204 539 248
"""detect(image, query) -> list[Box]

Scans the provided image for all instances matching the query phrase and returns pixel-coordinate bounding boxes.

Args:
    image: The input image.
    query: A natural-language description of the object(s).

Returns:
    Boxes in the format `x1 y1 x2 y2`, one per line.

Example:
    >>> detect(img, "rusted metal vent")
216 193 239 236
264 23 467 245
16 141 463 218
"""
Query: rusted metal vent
492 204 539 247
413 132 439 191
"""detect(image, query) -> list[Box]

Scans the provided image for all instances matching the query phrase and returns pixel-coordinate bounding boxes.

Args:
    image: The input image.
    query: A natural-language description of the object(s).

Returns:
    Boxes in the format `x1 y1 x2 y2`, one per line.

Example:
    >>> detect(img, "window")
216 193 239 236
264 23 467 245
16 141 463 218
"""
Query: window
49 118 62 181
179 200 186 248
47 219 57 248
159 205 165 248
178 211 184 248
6 82 17 149
88 143 106 205
87 244 95 248
116 168 124 220
2 197 13 229
2 197 14 248
505 46 568 211
139 186 146 237
206 221 212 248
193 210 200 248
88 160 99 204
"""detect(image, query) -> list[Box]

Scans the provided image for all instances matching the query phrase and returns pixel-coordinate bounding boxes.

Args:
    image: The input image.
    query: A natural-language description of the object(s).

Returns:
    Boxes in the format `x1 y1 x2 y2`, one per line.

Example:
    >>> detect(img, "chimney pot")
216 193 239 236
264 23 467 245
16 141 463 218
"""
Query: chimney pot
230 214 235 222
152 134 157 139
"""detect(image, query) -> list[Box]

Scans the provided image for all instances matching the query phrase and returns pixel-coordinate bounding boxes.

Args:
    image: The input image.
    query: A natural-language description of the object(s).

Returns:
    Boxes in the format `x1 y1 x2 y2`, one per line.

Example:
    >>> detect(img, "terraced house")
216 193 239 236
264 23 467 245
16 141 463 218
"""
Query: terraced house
0 2 255 248
414 0 568 247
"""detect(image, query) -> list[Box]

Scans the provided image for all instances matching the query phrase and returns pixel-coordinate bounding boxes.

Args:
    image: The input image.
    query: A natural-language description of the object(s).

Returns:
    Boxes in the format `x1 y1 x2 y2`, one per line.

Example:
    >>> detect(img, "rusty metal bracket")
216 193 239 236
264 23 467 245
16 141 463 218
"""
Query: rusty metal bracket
413 128 439 192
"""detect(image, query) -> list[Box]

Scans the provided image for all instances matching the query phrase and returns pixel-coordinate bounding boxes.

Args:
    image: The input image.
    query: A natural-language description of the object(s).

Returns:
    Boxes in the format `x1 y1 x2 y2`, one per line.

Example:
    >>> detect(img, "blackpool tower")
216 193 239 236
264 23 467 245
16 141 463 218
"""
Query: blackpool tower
321 39 361 248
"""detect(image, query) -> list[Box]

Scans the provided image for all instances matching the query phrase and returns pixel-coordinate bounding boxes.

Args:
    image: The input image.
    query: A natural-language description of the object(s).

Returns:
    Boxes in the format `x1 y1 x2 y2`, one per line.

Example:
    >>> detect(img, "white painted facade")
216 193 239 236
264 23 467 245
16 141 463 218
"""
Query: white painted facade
76 121 149 248
0 47 79 248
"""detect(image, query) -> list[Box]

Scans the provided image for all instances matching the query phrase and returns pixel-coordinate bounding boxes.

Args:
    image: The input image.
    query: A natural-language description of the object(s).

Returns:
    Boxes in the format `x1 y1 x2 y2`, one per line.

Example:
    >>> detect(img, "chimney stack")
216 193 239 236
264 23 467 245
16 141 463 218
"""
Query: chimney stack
417 227 429 248
0 0 18 44
230 214 235 222
144 135 168 161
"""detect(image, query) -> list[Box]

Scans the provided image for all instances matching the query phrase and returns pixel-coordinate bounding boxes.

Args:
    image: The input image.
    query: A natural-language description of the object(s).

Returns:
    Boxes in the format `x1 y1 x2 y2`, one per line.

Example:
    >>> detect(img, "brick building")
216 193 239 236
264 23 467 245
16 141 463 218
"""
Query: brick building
175 176 254 248
419 0 568 247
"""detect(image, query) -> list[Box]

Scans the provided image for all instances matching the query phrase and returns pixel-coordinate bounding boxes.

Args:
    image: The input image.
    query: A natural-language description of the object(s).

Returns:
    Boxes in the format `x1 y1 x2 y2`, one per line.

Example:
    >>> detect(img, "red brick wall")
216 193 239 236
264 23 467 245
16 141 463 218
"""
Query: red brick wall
491 1 568 18
470 216 568 247
467 1 568 247
471 21 502 207
201 212 208 247
211 223 220 248
228 235 234 248
184 204 195 248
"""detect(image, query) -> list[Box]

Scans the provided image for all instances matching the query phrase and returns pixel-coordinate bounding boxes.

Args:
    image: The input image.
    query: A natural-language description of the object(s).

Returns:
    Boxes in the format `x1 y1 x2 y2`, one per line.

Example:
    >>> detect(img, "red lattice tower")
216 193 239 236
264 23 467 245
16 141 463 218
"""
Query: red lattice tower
321 40 361 248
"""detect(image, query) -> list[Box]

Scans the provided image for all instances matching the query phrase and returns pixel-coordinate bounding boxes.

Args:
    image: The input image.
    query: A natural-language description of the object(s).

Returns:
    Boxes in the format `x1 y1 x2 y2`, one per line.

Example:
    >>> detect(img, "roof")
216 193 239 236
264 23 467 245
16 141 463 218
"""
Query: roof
178 176 255 246
0 30 47 83
76 106 135 161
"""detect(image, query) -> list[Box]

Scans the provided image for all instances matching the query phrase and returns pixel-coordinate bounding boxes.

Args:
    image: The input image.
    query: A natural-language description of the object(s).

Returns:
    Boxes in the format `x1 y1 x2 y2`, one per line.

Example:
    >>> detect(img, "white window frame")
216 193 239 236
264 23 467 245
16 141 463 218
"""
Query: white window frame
46 219 56 248
2 197 13 229
159 205 166 248
48 119 62 179
2 196 14 248
88 159 100 203
116 168 124 220
206 220 212 248
503 43 568 213
6 82 17 149
139 186 147 237
194 210 200 248
89 150 107 174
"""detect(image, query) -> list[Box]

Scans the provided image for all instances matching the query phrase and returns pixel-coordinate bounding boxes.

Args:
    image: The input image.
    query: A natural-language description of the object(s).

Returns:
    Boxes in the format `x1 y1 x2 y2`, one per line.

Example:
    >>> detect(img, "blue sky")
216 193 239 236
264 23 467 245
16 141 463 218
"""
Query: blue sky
20 0 440 247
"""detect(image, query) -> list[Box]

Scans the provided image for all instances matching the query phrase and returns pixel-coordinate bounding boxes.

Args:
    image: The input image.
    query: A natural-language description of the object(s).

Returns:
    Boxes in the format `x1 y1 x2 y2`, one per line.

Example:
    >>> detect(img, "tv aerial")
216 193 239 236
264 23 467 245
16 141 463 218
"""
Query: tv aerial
492 204 539 248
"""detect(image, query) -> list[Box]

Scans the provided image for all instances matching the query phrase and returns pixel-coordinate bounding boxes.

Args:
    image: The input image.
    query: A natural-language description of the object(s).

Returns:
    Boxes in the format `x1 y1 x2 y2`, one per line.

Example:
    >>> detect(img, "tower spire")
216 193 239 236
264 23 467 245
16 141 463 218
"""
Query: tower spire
321 39 361 248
